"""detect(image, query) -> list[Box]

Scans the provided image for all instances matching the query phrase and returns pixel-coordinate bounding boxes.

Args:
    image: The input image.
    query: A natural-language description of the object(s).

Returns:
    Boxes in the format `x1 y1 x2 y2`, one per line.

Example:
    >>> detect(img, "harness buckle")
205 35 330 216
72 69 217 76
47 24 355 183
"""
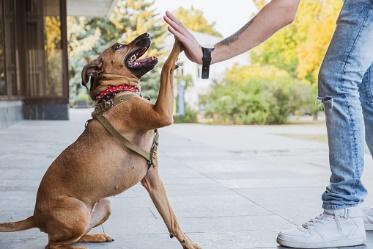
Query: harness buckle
103 99 114 109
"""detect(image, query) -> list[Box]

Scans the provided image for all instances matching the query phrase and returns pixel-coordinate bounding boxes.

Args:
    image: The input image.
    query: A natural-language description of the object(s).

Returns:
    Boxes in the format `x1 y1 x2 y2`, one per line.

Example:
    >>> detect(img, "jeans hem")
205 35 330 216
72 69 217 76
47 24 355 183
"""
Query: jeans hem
322 203 361 210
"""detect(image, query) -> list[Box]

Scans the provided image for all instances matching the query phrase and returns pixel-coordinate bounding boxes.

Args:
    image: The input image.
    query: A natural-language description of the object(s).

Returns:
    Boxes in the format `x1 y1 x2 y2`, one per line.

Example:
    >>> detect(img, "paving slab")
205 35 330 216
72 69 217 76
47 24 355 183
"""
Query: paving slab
0 109 373 249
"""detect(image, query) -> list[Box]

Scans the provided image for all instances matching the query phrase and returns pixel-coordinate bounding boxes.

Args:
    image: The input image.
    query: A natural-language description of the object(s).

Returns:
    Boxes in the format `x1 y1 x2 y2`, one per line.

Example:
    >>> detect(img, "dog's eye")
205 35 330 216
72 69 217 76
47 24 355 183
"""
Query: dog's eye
112 43 124 51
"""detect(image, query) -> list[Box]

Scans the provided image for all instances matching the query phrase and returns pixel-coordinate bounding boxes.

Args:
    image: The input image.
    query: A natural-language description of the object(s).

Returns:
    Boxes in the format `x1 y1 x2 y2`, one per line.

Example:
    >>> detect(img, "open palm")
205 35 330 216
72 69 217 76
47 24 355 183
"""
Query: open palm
164 11 203 64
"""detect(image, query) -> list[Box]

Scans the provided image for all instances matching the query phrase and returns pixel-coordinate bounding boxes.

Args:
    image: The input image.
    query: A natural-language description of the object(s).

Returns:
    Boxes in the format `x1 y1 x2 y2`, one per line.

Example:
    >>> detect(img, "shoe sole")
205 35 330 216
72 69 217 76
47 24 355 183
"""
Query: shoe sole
365 223 373 231
277 236 366 248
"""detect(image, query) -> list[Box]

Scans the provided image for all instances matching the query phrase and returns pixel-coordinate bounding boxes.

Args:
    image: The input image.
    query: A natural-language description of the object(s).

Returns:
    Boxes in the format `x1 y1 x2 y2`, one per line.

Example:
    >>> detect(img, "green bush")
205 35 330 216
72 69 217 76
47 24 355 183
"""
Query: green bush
174 104 198 123
71 93 93 108
76 93 90 102
199 65 316 124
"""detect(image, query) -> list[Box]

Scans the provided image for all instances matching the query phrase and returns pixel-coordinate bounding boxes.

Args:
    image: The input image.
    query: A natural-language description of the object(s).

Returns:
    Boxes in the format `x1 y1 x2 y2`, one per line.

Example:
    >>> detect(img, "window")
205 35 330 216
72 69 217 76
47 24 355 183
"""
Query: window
0 0 6 95
43 0 63 97
3 0 20 96
0 0 67 100
25 0 45 97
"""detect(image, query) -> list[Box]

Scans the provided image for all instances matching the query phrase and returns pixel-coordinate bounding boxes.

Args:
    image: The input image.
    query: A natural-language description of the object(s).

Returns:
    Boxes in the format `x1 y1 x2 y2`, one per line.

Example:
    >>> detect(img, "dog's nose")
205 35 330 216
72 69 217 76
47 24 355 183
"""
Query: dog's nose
133 33 150 44
134 33 151 47
139 33 150 39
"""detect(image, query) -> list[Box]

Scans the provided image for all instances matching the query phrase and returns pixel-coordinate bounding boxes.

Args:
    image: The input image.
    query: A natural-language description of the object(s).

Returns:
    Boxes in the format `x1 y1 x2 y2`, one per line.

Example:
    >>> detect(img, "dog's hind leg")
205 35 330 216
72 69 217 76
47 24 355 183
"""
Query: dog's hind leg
42 197 91 249
141 166 201 249
78 198 114 243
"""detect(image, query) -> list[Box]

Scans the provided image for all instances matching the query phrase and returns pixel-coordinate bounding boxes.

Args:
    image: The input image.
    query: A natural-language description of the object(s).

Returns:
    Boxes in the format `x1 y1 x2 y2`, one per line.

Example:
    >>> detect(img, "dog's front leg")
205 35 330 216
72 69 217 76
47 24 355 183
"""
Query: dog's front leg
153 40 182 126
128 40 182 130
141 166 201 249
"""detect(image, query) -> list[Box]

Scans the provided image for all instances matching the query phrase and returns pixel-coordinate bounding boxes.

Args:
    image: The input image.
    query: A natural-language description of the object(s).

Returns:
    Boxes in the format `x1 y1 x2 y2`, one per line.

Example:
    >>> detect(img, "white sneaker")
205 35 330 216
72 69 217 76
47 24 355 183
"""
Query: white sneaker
277 207 366 248
363 207 373 231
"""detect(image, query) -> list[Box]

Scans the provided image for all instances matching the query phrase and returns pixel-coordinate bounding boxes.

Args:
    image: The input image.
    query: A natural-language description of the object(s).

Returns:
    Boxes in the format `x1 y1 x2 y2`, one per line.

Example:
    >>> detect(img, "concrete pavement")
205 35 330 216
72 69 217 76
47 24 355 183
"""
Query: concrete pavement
0 109 373 249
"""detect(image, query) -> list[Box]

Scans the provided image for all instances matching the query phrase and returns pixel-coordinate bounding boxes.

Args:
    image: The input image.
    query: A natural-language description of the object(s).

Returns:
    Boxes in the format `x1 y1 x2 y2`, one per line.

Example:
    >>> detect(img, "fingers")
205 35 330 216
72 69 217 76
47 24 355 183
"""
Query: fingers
168 26 188 46
163 15 186 36
163 10 203 64
163 13 194 40
164 15 196 48
165 11 183 26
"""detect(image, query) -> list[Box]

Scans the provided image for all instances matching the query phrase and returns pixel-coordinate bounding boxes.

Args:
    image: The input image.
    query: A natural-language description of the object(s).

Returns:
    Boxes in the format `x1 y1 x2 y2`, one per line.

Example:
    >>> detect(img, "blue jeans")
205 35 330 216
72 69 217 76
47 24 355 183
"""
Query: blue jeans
319 0 373 210
319 0 373 209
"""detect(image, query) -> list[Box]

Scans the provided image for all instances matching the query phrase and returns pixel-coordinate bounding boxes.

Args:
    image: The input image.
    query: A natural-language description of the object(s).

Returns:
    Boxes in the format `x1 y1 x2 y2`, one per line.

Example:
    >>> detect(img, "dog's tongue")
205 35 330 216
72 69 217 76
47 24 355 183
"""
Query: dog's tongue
137 57 155 63
133 56 158 67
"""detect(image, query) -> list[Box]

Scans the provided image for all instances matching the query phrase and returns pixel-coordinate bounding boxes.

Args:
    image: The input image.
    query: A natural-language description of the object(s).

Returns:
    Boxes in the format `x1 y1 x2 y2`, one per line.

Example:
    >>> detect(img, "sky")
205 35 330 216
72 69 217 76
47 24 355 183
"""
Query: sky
154 0 258 37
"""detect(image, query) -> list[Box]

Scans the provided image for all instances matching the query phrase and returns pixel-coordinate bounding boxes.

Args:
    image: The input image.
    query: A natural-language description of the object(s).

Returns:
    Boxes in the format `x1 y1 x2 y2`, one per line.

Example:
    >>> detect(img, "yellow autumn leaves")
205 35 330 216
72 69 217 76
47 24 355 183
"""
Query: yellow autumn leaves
201 0 343 124
252 0 343 85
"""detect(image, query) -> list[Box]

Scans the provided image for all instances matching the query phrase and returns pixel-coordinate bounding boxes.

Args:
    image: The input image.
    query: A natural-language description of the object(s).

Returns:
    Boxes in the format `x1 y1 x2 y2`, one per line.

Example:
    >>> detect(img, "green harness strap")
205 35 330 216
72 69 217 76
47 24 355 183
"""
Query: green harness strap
92 93 159 168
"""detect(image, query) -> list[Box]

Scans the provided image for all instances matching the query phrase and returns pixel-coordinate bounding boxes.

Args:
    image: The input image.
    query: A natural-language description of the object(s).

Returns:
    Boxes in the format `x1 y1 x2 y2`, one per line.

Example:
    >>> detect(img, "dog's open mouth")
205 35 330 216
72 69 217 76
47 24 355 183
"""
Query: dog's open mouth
124 33 159 78
126 45 158 69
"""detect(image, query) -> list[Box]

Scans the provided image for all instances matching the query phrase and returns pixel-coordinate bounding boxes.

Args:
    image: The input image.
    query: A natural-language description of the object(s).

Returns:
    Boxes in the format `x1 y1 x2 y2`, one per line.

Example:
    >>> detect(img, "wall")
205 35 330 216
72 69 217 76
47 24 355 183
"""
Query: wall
0 100 23 128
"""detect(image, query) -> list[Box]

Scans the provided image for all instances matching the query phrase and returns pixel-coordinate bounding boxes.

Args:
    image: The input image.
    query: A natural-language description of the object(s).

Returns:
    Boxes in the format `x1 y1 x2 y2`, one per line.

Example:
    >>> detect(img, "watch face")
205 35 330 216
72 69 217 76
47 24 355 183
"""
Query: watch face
202 47 213 63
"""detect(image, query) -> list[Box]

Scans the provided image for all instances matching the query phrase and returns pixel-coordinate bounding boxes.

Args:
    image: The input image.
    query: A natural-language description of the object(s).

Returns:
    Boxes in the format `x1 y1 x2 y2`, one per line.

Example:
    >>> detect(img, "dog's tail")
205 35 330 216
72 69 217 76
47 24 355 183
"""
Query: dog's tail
0 216 35 232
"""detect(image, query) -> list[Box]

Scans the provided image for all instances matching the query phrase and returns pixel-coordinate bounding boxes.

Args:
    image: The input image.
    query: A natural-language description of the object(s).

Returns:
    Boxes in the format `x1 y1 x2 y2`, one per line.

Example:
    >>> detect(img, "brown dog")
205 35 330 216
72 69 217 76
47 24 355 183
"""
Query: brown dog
0 33 201 249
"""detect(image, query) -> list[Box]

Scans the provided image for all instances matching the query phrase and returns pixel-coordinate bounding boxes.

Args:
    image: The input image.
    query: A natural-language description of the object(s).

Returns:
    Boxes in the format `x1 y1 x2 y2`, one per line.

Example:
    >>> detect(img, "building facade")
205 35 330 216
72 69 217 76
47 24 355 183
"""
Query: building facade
0 0 116 129
0 0 69 128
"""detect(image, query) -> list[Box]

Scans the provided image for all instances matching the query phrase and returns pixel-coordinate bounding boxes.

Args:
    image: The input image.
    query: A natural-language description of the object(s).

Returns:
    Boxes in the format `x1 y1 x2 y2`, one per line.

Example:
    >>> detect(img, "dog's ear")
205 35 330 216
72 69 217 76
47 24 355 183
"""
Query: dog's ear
81 58 103 89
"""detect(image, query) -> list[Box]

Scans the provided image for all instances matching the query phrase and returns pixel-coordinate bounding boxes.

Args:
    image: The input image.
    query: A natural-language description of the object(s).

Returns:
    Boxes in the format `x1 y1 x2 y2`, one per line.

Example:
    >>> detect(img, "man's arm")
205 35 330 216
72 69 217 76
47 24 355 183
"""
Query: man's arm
164 0 300 64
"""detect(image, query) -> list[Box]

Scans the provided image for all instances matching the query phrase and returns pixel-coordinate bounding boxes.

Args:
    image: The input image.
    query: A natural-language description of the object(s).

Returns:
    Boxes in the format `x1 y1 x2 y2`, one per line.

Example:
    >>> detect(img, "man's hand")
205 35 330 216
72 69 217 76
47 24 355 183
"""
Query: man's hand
163 11 203 64
164 0 299 65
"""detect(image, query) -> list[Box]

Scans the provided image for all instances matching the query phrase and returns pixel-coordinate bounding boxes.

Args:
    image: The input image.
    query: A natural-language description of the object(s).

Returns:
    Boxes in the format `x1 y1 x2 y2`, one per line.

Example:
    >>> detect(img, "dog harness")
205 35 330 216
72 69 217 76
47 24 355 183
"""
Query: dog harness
90 93 159 169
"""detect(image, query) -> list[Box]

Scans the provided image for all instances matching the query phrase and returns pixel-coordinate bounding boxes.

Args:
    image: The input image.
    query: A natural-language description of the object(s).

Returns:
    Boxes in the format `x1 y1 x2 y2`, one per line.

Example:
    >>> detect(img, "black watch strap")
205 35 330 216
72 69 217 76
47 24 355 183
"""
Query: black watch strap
201 47 214 79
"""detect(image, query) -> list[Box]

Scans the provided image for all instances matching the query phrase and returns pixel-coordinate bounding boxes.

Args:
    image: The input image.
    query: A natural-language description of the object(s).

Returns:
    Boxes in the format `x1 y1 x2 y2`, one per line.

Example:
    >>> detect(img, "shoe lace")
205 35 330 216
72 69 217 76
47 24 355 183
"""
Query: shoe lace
302 212 339 230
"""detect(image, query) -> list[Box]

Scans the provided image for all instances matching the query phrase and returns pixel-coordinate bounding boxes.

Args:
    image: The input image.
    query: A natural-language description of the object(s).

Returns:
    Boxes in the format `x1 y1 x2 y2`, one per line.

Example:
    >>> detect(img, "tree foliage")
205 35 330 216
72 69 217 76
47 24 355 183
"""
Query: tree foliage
199 0 342 124
174 6 222 37
250 0 343 84
68 0 167 101
296 1 343 82
200 65 315 124
45 17 61 56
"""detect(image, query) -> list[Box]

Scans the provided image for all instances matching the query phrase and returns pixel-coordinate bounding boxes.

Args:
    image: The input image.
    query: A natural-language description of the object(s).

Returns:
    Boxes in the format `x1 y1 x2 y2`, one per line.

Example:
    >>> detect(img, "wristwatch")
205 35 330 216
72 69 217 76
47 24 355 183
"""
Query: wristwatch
201 47 215 79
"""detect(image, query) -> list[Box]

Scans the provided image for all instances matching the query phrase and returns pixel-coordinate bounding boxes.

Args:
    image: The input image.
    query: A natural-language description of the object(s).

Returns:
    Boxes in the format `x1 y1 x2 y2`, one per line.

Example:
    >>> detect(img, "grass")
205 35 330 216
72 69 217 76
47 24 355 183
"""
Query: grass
274 133 328 143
